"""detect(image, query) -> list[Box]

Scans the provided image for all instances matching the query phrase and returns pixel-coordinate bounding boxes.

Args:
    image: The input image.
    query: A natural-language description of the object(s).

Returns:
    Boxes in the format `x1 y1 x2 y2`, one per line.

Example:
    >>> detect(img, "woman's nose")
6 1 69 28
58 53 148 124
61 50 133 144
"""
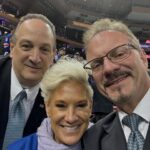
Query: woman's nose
64 108 78 123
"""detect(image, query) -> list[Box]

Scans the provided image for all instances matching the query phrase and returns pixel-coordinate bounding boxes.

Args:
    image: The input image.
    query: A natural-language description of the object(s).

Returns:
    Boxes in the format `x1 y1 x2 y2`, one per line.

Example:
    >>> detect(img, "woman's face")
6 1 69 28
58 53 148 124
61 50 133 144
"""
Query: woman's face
45 80 92 145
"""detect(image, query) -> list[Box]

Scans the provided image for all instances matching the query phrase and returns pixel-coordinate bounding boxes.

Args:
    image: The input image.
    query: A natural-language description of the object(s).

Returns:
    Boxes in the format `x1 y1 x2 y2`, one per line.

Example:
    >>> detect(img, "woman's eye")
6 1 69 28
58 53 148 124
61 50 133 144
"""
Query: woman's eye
77 103 87 108
55 103 66 108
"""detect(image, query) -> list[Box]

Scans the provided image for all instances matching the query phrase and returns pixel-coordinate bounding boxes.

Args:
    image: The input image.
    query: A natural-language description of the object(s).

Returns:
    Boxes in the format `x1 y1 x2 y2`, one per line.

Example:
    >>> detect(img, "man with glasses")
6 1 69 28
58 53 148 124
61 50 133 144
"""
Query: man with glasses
82 18 150 150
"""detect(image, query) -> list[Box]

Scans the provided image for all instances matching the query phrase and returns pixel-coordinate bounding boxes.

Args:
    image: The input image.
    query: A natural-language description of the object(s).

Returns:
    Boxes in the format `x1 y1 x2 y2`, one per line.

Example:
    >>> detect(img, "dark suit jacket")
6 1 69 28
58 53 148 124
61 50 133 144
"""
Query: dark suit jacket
82 112 150 150
92 84 113 114
88 75 113 114
0 55 47 150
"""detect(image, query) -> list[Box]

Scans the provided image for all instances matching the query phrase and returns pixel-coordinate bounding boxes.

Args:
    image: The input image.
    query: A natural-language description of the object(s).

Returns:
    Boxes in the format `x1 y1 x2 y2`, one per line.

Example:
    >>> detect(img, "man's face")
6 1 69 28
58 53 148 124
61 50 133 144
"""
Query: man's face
86 31 149 107
45 80 92 145
10 19 54 87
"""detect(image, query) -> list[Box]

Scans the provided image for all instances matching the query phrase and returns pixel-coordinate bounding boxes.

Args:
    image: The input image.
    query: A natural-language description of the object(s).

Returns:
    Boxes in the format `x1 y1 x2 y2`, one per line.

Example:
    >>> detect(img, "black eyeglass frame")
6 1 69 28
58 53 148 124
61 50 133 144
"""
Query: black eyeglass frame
83 43 137 71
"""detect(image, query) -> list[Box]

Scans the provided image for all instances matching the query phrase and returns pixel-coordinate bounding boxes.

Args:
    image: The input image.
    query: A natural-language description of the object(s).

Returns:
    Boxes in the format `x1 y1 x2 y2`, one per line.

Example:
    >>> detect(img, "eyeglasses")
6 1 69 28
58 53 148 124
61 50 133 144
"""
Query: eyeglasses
83 43 137 72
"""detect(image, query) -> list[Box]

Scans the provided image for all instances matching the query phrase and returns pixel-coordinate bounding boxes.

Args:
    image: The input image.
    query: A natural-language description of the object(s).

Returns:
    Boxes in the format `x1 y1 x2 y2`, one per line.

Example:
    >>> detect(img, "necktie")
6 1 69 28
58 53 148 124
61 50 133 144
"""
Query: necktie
122 113 144 150
2 90 27 150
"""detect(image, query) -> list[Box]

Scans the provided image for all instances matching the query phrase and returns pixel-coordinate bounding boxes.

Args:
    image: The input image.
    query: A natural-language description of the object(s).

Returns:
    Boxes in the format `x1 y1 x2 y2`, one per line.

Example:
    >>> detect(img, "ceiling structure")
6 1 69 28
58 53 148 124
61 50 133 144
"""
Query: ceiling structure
1 0 150 45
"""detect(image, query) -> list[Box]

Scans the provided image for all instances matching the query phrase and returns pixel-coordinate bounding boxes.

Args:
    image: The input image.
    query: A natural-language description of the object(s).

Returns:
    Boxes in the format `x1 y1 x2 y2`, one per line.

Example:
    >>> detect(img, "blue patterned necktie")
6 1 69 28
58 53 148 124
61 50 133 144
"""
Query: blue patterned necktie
122 113 144 150
2 90 27 150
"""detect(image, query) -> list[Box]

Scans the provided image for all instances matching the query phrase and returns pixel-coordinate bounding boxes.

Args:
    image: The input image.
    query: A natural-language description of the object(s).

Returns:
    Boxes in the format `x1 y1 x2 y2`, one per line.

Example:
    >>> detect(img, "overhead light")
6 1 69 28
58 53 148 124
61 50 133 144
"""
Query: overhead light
145 39 150 44
72 21 91 29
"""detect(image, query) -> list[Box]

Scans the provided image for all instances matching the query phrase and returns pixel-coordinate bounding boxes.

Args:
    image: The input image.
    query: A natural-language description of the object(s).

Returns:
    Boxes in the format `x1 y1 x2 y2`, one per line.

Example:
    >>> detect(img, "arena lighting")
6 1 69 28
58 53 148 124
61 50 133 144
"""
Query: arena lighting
145 39 150 44
72 21 91 29
0 12 18 24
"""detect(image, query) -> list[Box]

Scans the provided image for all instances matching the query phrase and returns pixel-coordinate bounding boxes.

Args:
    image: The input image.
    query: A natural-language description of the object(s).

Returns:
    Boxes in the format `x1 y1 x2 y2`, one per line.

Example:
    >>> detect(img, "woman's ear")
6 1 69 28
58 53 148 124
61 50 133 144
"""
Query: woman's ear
90 99 93 111
45 101 51 118
88 99 93 118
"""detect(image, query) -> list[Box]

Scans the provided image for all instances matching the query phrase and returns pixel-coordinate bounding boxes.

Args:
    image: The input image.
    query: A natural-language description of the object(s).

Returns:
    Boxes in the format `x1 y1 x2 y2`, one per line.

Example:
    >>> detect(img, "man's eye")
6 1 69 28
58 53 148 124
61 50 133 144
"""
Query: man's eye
22 44 29 47
40 46 52 53
21 44 31 49
41 48 50 52
112 50 126 58
91 59 103 69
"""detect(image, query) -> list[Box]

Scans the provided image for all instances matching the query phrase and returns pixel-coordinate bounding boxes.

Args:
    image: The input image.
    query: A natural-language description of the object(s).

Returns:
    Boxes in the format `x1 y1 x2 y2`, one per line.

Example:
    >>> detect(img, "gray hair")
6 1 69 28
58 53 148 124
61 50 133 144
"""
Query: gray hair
40 58 93 101
83 18 140 51
11 13 56 50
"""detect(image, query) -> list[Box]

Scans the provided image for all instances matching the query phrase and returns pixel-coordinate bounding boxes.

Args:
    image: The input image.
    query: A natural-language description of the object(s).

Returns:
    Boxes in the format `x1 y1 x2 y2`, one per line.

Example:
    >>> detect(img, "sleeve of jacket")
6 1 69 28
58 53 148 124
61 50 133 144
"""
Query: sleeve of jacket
7 133 38 150
82 112 117 150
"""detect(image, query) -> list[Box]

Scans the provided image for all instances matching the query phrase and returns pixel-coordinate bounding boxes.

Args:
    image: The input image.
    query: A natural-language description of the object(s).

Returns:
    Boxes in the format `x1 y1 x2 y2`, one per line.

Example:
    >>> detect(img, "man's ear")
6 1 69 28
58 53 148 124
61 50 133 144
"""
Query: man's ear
140 49 148 68
9 42 15 58
50 49 56 65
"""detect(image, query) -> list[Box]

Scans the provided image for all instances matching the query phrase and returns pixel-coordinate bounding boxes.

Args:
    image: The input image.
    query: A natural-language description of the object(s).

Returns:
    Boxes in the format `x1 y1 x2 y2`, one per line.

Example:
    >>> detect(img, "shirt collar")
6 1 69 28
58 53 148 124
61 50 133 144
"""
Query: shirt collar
118 88 150 123
25 85 40 102
134 88 150 123
11 67 23 100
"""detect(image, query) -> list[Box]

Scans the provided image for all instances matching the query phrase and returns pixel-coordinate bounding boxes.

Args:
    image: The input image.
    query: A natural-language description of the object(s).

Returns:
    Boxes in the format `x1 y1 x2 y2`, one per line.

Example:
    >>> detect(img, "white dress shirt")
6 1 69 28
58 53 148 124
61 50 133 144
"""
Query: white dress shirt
10 67 40 123
118 88 150 141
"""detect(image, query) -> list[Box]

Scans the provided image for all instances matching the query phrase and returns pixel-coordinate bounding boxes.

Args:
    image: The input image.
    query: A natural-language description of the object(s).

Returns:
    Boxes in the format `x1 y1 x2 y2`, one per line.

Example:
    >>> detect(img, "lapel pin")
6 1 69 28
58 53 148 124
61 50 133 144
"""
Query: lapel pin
39 104 44 108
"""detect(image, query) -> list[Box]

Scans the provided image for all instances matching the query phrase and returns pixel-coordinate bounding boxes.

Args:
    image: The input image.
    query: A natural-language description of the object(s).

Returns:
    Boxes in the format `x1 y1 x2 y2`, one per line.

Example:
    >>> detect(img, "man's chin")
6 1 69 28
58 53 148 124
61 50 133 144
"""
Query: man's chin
105 89 121 103
23 76 41 86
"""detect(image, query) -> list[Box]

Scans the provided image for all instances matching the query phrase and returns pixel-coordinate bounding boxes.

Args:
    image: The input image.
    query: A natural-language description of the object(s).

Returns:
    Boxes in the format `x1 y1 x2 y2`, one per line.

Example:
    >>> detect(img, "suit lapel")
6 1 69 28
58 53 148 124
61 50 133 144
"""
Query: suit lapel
143 123 150 150
23 90 47 136
102 113 127 150
0 57 11 149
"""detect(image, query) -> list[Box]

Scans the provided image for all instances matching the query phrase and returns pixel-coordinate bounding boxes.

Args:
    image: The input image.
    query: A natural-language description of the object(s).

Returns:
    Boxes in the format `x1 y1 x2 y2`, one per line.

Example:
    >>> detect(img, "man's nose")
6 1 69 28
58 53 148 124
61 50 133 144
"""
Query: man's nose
102 57 120 73
29 48 41 63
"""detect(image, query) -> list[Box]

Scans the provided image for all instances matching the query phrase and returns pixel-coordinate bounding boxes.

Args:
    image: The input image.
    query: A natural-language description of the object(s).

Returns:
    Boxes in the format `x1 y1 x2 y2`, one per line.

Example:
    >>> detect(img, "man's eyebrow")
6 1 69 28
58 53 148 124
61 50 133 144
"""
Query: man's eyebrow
19 39 32 43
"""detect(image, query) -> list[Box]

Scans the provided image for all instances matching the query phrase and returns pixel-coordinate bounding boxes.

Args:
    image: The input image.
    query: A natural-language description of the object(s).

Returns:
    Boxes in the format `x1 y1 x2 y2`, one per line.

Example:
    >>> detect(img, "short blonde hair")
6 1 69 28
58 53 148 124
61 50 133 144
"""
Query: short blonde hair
83 18 140 51
40 58 93 101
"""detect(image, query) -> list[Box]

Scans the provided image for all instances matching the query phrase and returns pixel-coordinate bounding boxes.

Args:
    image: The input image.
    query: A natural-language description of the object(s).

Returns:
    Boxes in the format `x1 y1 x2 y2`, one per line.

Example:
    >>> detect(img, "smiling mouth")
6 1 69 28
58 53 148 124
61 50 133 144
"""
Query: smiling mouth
60 125 80 132
25 64 41 69
104 74 129 87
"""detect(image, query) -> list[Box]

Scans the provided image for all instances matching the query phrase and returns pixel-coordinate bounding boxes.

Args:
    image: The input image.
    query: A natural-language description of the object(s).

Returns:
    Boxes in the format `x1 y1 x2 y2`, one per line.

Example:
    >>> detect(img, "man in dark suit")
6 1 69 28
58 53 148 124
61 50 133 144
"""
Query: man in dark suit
82 18 150 150
0 13 56 149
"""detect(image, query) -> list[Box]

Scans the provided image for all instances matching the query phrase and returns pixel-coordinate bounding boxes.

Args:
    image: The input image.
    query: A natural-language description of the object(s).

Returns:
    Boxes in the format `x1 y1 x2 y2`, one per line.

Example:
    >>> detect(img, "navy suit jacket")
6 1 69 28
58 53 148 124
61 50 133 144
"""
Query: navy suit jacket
0 55 47 150
82 112 150 150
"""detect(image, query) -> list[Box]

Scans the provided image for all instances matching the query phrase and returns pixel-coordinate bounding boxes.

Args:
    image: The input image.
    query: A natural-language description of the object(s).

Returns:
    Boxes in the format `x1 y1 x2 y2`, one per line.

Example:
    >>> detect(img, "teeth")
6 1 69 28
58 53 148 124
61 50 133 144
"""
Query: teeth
62 125 79 132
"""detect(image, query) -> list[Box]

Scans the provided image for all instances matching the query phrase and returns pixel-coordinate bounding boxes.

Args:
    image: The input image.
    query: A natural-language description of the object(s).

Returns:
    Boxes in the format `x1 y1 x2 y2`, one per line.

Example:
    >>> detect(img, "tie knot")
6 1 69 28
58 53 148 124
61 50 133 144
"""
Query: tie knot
14 90 27 103
122 113 143 131
11 90 27 112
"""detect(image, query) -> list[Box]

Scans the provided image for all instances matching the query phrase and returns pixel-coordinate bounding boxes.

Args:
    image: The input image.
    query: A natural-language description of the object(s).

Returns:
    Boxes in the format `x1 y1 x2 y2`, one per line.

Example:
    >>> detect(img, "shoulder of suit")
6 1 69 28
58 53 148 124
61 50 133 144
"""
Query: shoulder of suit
87 112 117 132
0 55 11 66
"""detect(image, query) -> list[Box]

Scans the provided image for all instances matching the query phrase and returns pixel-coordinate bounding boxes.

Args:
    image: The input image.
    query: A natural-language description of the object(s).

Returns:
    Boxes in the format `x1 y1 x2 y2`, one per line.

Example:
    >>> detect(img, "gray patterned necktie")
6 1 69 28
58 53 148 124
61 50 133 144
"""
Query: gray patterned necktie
122 113 144 150
2 90 27 150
